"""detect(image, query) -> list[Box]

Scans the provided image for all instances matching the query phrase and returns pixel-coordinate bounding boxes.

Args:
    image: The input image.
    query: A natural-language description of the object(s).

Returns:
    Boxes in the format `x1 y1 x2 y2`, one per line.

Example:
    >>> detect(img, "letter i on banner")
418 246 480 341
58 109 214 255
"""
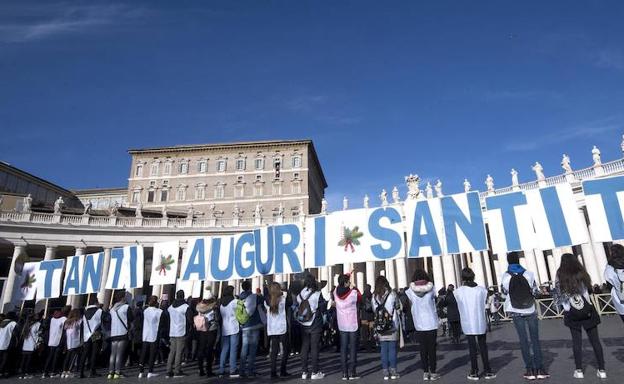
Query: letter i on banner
583 175 624 242
36 259 65 299
124 245 144 289
304 216 326 268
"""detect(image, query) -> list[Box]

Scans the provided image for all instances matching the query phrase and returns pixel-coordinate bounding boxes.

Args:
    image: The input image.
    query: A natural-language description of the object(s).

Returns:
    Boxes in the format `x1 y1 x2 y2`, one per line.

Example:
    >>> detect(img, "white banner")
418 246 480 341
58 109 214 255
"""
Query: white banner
13 262 40 302
150 241 180 285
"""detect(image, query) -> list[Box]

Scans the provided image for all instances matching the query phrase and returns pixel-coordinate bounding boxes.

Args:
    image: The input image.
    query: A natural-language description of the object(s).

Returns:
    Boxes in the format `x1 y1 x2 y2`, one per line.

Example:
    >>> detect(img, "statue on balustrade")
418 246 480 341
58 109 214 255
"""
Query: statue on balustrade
434 180 443 197
561 154 573 174
321 198 328 214
592 145 602 167
299 200 305 215
405 174 420 199
463 178 471 193
380 189 388 206
83 200 92 215
232 204 242 219
532 162 545 181
54 196 64 215
161 205 168 219
187 205 194 219
343 196 348 210
485 175 494 192
363 194 369 209
253 203 263 219
135 201 143 218
425 182 433 199
511 169 519 187
392 186 400 203
23 194 32 213
277 203 285 217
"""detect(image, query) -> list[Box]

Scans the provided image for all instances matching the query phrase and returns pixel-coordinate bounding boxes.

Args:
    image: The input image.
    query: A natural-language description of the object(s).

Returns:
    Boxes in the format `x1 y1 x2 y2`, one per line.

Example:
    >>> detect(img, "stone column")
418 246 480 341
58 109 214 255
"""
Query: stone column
2 245 26 312
384 259 396 289
522 250 540 284
441 254 456 287
431 256 445 288
482 252 494 287
98 248 112 309
470 252 486 287
532 249 549 286
395 258 408 289
365 262 376 289
587 223 608 283
355 271 364 293
44 245 57 261
551 248 564 273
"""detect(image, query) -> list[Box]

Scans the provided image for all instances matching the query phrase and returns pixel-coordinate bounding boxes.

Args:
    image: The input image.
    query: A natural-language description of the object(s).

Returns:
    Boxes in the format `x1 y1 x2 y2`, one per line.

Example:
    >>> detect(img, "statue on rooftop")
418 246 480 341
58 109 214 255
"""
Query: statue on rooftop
392 186 400 204
54 196 64 215
592 145 602 167
463 179 471 193
486 175 495 192
561 154 573 174
532 162 545 181
405 174 420 200
511 169 519 186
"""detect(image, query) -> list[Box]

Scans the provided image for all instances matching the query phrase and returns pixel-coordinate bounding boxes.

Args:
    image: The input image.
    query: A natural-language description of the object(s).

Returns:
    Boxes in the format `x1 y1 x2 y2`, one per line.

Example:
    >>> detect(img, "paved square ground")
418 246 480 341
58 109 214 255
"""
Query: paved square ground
24 315 624 383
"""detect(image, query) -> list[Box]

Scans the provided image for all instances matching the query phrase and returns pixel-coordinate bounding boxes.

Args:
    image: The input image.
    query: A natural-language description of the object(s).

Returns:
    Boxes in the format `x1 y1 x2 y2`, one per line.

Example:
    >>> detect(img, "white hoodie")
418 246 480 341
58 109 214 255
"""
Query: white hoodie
405 282 438 331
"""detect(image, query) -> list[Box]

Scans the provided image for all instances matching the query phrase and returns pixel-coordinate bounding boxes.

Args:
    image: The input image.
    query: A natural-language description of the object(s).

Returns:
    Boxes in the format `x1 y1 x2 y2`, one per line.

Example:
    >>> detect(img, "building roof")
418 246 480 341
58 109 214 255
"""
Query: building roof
72 187 128 195
0 161 76 197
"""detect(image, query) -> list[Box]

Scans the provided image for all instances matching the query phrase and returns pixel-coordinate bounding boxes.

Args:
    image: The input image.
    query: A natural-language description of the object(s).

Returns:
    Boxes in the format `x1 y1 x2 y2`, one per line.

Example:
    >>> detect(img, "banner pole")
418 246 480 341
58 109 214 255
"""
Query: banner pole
19 300 25 317
44 298 49 319
87 293 91 306
109 289 115 308
218 281 223 298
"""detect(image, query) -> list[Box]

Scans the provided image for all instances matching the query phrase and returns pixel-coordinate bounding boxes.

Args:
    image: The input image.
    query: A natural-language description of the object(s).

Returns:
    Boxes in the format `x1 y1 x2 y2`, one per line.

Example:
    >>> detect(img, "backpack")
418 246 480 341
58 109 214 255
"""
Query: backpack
507 272 535 309
373 293 395 336
193 314 207 332
235 300 250 325
295 291 315 323
567 294 594 322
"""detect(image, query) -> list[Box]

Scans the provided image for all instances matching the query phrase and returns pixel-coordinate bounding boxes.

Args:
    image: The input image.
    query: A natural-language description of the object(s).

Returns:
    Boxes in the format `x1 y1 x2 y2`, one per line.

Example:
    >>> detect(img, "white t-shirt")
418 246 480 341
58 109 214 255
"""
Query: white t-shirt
454 285 488 335
66 320 82 349
220 300 240 337
264 294 287 336
168 303 189 338
0 321 16 350
48 316 67 347
82 307 102 342
22 322 41 352
405 285 439 331
297 288 321 327
500 270 537 315
604 265 624 315
143 307 163 342
110 303 129 337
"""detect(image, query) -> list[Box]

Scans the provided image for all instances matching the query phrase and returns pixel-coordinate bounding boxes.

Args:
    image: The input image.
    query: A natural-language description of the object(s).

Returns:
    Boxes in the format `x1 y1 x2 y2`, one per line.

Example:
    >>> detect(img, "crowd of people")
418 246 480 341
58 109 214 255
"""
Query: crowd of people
0 244 623 381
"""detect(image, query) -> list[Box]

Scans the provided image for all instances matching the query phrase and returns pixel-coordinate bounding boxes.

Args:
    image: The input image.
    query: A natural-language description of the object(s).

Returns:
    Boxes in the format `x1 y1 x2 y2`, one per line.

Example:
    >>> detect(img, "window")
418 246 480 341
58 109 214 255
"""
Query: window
132 191 140 203
292 181 302 194
254 158 264 170
179 162 188 174
235 185 244 198
195 186 205 200
292 156 302 168
177 188 186 201
273 158 281 178
160 190 168 202
135 164 143 177
163 162 172 176
273 183 282 196
198 160 207 173
236 158 245 171
215 184 225 199
147 190 155 202
150 163 159 176
217 160 227 172
254 184 263 197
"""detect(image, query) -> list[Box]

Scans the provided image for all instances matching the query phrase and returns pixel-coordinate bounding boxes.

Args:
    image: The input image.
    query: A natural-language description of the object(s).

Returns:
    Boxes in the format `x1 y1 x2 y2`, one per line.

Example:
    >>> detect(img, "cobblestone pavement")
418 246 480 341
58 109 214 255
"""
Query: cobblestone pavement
14 315 624 383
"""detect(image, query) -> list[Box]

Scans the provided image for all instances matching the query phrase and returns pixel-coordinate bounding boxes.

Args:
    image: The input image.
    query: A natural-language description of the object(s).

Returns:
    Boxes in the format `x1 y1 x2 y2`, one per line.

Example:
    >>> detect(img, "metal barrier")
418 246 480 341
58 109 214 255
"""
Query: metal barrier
536 297 565 319
593 293 617 316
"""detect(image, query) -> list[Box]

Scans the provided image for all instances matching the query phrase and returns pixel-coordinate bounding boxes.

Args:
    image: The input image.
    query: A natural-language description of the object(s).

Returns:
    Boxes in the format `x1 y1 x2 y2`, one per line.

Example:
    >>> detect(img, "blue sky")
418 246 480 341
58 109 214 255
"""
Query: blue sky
2 1 624 210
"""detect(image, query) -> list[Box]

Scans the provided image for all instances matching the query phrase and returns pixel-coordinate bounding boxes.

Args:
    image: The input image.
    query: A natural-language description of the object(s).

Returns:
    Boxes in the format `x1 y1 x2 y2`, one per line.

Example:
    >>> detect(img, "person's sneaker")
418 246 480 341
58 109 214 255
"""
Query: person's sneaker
596 370 607 379
423 372 430 381
573 370 584 379
173 372 186 378
113 373 125 379
536 369 550 379
166 372 174 379
342 374 348 380
311 372 325 380
349 374 360 380
138 373 144 379
147 373 159 379
23 375 34 380
383 370 389 381
467 372 480 381
484 372 497 380
50 374 60 378
229 371 240 379
524 370 537 380
389 369 400 380
429 373 441 381
302 372 309 380
107 373 114 380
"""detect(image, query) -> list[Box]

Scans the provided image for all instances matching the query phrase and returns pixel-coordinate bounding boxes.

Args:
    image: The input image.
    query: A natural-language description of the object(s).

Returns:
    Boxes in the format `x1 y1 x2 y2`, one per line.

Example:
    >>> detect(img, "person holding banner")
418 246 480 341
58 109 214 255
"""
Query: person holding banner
239 280 264 379
165 290 193 378
555 253 606 379
454 268 496 380
18 311 41 379
79 296 103 378
218 286 240 378
334 273 362 380
405 269 440 381
500 252 549 381
108 291 133 380
264 281 291 379
297 273 326 380
43 306 69 378
372 275 400 381
61 308 83 378
604 244 624 323
139 295 165 379
0 312 17 378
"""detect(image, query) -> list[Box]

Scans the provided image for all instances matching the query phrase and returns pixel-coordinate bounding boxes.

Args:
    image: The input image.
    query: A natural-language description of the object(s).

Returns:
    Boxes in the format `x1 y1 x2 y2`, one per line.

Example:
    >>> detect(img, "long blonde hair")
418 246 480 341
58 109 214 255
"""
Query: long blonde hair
268 282 283 315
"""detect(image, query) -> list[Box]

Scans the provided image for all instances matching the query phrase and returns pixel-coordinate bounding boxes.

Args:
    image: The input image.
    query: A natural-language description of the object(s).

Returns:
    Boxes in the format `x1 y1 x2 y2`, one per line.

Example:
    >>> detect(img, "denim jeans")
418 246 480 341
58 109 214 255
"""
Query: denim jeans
380 341 397 370
219 333 239 375
512 313 543 370
240 328 260 375
339 331 359 375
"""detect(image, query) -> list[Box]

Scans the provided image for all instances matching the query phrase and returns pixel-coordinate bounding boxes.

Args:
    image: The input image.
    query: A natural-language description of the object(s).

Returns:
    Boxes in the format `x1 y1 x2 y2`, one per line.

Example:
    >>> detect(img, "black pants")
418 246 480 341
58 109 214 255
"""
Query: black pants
269 334 290 375
290 322 302 354
570 326 605 370
0 350 8 375
79 339 101 375
139 341 158 374
340 331 359 375
44 346 61 375
20 351 34 375
197 331 218 375
416 330 437 373
300 331 321 374
360 322 374 352
467 334 491 373
449 321 461 342
63 347 81 372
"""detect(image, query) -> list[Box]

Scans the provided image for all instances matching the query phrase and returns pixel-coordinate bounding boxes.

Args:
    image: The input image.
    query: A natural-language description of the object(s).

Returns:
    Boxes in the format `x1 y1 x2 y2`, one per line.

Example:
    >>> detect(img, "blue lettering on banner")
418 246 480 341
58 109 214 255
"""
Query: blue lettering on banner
80 253 104 294
109 248 124 288
313 217 326 267
408 200 442 257
39 259 64 298
128 246 139 288
583 176 624 240
182 239 207 281
274 224 302 273
234 232 255 278
485 192 527 251
210 237 234 281
63 256 80 295
255 229 274 275
441 192 487 253
369 207 403 259
540 187 572 247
